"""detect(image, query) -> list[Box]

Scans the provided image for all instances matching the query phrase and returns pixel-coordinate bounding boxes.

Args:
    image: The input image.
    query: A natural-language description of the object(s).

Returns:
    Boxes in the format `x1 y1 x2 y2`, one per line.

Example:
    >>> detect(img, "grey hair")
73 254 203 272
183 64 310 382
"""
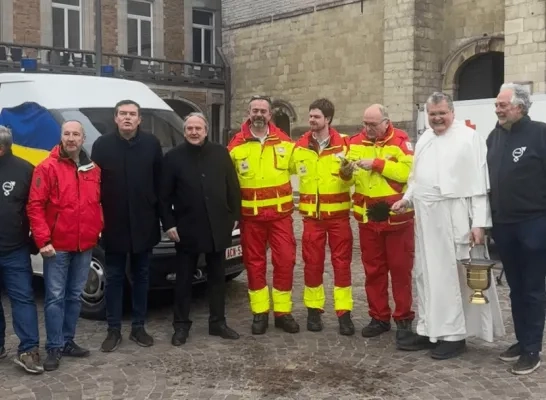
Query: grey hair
0 125 13 150
61 120 85 135
183 112 209 132
426 92 454 111
377 104 389 119
500 83 532 115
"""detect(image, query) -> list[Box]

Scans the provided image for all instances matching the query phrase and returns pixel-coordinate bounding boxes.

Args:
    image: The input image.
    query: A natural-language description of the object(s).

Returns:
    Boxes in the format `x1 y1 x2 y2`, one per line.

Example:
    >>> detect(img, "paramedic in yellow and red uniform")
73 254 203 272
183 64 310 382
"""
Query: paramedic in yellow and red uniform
227 95 299 335
291 98 355 336
340 103 415 347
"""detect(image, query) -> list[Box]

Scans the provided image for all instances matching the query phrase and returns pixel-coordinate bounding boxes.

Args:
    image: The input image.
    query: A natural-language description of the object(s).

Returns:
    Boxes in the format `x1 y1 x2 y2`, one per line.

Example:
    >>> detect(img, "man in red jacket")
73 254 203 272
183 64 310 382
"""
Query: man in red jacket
27 120 103 372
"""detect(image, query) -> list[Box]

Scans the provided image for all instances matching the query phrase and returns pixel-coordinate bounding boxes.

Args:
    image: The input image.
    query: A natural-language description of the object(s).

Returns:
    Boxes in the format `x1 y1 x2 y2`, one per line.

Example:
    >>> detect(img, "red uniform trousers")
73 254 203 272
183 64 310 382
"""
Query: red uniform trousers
240 214 296 316
302 216 353 316
359 220 415 322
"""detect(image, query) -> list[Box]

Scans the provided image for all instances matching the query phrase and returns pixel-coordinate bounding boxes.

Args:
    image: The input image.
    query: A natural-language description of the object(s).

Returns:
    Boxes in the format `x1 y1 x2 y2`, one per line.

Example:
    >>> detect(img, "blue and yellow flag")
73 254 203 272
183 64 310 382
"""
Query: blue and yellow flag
0 102 61 166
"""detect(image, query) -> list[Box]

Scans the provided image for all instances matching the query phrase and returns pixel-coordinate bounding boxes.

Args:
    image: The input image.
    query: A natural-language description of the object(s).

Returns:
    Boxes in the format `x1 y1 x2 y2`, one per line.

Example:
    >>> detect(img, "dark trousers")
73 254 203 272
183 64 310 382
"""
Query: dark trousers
104 251 151 330
0 246 40 354
492 216 546 353
173 250 226 331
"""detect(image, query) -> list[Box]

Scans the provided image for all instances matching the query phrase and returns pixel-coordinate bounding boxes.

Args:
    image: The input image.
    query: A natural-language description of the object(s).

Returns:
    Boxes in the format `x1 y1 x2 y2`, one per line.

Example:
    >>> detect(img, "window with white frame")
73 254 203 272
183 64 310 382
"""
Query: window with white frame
127 0 153 57
52 0 82 49
192 10 214 64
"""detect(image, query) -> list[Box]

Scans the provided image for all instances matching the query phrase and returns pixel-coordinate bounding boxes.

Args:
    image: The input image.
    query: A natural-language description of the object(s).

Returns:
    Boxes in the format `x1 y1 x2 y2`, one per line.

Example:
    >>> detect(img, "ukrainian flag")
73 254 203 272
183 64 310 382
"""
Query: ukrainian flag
0 102 61 166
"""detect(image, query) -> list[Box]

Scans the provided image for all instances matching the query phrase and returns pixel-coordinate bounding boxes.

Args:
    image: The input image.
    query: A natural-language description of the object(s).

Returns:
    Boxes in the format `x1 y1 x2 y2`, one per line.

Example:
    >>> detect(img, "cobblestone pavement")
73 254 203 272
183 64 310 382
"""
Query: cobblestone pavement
0 215 544 400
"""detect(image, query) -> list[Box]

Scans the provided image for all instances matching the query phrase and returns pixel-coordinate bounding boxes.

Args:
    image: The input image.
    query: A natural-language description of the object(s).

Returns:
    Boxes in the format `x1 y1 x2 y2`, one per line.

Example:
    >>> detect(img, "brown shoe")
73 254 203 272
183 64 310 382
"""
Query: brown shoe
13 348 44 374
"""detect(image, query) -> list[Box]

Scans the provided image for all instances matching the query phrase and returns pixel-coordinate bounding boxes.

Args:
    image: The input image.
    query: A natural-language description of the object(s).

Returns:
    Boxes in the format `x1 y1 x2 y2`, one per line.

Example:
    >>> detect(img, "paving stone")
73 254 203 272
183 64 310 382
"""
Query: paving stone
0 215 543 399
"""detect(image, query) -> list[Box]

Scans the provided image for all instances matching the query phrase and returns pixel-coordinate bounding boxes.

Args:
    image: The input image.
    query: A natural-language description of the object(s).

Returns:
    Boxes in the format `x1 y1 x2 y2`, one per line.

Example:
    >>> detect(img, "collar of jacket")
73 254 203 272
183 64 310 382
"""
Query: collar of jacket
495 115 531 132
115 127 141 144
185 137 209 152
359 123 395 146
0 148 14 165
240 120 283 144
54 144 93 169
297 127 345 152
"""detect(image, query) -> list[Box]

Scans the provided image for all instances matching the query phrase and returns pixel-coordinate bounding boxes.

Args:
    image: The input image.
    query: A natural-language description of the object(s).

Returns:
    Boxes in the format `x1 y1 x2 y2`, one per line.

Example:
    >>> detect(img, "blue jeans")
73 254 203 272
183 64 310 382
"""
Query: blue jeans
43 250 92 350
492 215 546 353
0 246 40 354
105 251 150 330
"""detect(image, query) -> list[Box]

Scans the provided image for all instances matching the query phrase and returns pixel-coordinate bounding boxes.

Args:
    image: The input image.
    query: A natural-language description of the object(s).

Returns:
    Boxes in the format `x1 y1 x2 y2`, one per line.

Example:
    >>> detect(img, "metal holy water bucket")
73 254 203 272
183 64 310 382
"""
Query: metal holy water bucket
459 245 496 305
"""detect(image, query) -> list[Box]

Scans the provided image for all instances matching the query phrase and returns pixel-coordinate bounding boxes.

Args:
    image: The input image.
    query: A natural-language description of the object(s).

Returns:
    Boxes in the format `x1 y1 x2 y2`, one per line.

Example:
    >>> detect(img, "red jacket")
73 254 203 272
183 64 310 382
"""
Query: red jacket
27 145 103 252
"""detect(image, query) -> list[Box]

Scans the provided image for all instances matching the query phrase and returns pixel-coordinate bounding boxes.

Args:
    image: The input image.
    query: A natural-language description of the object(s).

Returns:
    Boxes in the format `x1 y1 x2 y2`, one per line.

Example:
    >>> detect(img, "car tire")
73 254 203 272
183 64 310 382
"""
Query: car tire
80 247 108 321
225 271 243 282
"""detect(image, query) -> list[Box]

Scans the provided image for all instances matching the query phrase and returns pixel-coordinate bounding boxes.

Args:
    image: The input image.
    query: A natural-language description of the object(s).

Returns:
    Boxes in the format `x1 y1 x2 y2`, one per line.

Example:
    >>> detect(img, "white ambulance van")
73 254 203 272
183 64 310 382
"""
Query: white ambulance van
0 73 244 320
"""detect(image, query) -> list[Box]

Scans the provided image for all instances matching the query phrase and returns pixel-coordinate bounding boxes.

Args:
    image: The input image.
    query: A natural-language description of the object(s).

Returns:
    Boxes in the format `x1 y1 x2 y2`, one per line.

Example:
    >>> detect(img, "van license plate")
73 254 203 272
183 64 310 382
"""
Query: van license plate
225 245 242 260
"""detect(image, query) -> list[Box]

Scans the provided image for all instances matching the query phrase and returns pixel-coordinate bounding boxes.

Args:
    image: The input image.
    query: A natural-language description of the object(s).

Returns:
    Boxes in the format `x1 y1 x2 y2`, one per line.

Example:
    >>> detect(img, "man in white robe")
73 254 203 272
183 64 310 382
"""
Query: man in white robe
392 92 505 360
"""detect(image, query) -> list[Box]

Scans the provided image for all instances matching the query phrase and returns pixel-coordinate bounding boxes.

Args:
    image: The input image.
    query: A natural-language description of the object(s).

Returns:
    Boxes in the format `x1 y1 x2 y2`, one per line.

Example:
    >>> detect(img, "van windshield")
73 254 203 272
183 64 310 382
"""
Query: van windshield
51 108 186 154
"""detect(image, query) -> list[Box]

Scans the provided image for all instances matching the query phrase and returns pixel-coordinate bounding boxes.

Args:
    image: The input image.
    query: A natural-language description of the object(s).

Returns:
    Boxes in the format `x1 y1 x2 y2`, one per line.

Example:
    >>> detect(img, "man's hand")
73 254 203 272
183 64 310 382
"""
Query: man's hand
166 227 180 242
40 244 56 258
356 159 374 170
391 199 409 214
339 160 356 177
470 227 485 245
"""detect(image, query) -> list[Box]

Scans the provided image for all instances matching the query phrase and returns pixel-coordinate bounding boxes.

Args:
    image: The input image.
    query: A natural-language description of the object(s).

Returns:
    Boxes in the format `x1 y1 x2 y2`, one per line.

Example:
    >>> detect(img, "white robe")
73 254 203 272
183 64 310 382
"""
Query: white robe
404 120 505 343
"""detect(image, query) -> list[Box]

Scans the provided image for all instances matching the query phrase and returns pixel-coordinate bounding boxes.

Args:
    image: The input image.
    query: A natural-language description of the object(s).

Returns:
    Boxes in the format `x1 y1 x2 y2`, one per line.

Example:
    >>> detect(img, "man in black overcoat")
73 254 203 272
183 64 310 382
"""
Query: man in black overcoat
91 100 163 352
160 112 241 345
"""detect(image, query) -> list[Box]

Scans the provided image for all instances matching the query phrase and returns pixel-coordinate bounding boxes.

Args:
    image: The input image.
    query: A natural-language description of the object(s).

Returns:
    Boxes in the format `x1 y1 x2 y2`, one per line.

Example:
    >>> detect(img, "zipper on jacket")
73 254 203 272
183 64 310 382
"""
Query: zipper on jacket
76 168 81 252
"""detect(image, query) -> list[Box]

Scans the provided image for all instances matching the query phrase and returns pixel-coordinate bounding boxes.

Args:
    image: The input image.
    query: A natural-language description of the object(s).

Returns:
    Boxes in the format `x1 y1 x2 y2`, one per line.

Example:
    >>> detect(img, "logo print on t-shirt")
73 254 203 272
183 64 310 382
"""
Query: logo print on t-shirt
512 147 526 162
2 181 15 196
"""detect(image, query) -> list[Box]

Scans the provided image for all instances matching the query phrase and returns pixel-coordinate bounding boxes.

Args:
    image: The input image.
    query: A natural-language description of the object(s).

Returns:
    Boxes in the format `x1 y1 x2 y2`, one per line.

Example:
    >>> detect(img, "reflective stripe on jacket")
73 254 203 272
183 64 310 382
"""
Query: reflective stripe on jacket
228 121 294 220
345 124 414 225
291 128 352 219
27 145 103 251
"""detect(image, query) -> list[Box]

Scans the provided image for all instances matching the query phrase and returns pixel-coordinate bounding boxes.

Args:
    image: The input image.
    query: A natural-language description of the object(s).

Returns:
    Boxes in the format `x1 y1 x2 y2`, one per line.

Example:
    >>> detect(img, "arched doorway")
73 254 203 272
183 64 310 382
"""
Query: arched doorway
164 99 197 119
441 35 504 100
271 99 297 137
273 111 291 136
457 52 504 100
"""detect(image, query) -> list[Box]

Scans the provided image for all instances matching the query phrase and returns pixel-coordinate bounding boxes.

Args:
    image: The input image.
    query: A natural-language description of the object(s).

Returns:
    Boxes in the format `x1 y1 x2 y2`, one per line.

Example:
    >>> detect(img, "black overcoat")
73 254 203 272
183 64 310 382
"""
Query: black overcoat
159 139 241 253
91 130 163 253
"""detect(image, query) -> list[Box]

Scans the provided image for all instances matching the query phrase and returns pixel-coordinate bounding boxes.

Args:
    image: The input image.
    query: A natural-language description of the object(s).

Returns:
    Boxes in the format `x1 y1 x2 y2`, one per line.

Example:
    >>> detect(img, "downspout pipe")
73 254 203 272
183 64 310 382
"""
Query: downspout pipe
216 47 232 145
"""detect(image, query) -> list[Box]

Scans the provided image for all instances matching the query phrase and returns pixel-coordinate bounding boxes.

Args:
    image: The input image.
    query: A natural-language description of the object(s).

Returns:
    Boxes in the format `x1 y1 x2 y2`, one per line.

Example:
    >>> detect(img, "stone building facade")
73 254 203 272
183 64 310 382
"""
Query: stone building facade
0 0 227 134
222 0 545 138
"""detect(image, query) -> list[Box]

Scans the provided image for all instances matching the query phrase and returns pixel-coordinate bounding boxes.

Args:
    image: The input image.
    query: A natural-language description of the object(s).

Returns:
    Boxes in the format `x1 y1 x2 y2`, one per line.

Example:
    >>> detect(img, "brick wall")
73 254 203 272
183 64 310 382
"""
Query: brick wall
223 1 384 134
164 0 185 60
13 0 40 45
101 0 118 53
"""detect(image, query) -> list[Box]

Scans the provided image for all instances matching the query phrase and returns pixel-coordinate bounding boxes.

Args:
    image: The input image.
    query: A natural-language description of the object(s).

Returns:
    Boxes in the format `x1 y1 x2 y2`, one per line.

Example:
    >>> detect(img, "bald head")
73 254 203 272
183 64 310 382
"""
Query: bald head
363 104 390 138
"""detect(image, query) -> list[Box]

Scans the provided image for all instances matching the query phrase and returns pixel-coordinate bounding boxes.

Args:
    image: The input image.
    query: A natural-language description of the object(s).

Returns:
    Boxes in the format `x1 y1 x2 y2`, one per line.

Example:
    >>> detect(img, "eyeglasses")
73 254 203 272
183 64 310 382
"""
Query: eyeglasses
363 118 388 128
250 95 272 104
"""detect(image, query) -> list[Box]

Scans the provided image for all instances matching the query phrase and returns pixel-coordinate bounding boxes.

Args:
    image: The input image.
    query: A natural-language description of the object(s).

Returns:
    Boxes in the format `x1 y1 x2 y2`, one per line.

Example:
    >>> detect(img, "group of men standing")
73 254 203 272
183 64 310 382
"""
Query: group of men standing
226 83 546 376
0 82 545 378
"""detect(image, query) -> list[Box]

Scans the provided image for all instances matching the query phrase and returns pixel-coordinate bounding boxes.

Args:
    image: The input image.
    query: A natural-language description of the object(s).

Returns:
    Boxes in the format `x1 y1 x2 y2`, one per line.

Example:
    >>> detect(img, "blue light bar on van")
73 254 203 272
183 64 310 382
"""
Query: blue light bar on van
20 58 38 72
100 65 115 76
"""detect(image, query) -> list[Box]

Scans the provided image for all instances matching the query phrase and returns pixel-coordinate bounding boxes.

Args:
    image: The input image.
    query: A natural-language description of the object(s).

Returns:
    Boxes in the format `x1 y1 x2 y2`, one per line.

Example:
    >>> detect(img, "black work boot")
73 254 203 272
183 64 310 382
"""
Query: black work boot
431 340 466 360
361 318 391 338
338 312 355 336
274 314 300 333
251 313 269 335
395 319 413 346
307 308 323 332
171 329 189 346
